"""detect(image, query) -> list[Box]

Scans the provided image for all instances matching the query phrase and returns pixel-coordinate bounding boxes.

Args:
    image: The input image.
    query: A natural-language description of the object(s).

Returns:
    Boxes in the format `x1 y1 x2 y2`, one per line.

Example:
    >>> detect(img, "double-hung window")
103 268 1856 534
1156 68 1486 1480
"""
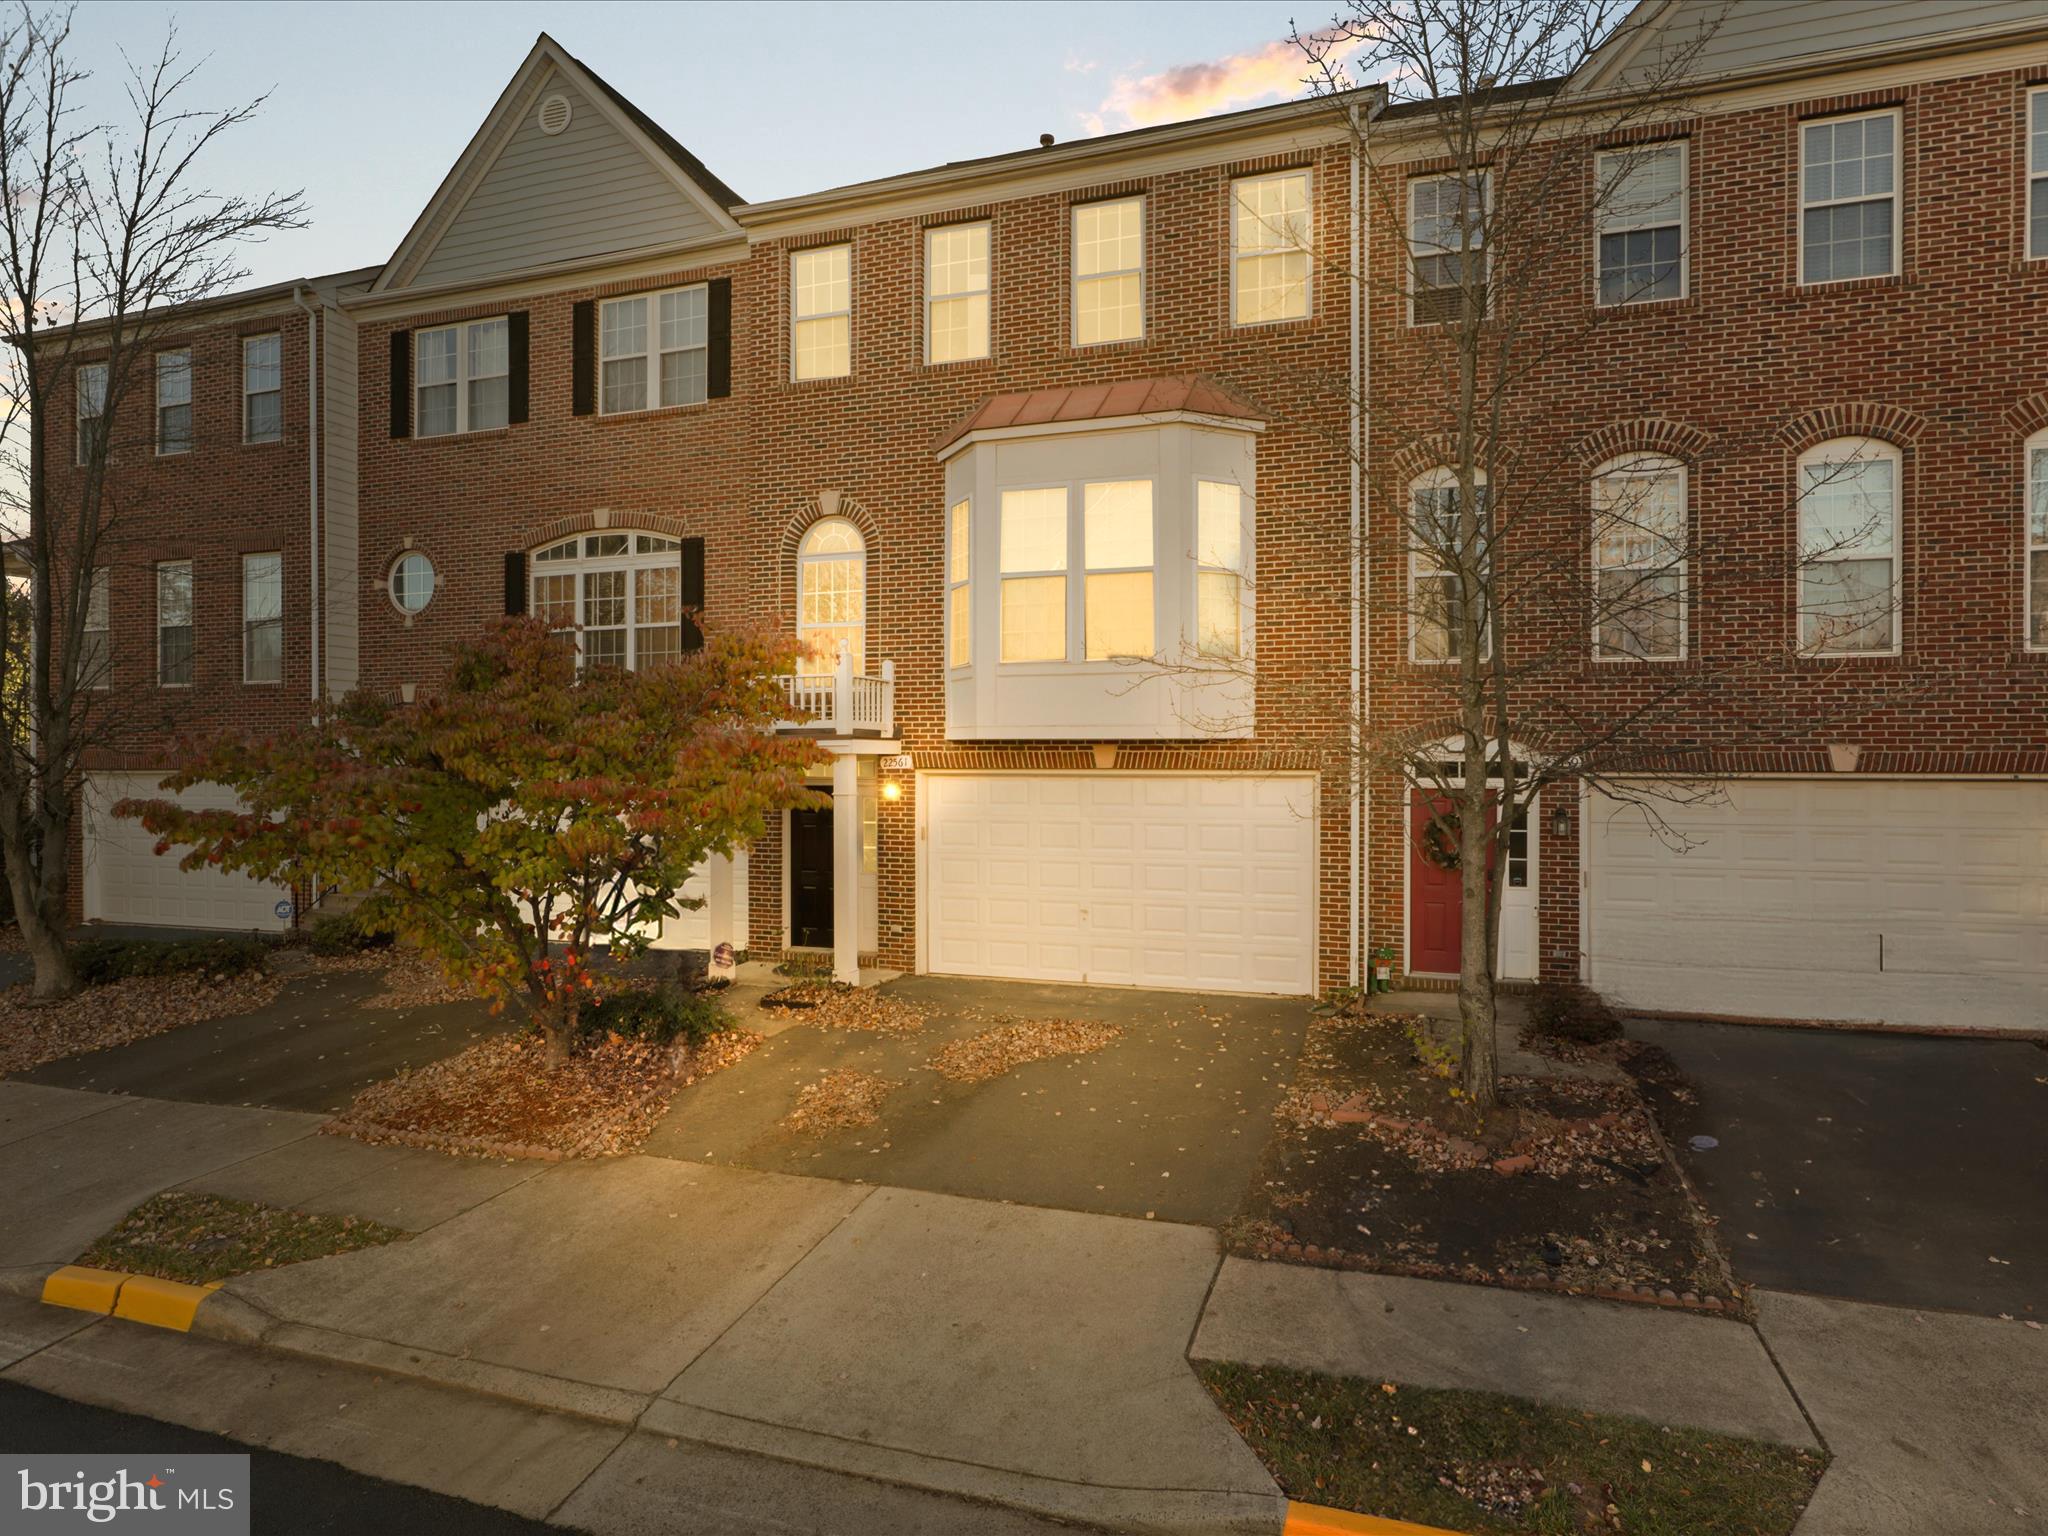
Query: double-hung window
2026 430 2048 649
601 288 706 412
926 224 990 364
1410 173 1488 325
242 552 282 684
2029 87 2047 262
1072 197 1144 346
157 560 194 686
531 532 684 672
1232 171 1311 324
947 498 971 669
1592 456 1686 659
1196 480 1247 657
75 362 107 466
242 334 281 443
791 245 851 380
1800 110 1899 284
1596 143 1686 305
82 568 110 690
415 317 508 436
1409 469 1489 662
156 349 192 455
999 487 1068 662
1797 439 1899 654
1082 480 1155 660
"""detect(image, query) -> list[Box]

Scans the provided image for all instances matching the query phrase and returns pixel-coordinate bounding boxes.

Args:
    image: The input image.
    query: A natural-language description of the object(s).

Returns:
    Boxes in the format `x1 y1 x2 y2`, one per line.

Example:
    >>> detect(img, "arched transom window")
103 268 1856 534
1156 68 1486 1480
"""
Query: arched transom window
797 517 866 674
530 530 683 671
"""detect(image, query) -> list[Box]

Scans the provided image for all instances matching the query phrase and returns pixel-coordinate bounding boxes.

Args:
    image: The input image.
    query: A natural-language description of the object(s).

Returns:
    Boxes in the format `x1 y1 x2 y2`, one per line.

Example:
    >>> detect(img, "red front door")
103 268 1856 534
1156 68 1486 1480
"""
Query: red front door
1408 793 1462 975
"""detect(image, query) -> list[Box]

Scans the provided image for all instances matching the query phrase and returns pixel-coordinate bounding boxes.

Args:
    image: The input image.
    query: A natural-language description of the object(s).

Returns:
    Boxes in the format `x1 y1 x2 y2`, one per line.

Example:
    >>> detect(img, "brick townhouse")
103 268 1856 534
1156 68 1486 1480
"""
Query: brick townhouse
53 0 2048 1034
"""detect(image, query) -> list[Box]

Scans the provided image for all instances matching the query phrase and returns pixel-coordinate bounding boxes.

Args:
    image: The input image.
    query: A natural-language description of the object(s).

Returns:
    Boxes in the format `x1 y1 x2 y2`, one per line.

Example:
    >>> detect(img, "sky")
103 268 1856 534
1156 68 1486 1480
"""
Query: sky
66 1 1359 290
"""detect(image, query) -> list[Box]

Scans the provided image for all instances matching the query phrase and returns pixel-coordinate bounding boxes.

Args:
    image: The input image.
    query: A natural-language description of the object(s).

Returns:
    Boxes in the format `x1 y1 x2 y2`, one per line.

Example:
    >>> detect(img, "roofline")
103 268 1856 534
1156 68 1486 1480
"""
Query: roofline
936 409 1266 464
735 84 1385 228
24 264 383 345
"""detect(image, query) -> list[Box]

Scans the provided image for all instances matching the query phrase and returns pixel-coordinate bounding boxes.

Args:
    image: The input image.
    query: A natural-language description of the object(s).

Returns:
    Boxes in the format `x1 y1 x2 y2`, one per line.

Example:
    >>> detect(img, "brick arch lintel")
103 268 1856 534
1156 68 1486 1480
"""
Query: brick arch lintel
519 510 695 551
777 489 882 561
1379 433 1525 490
2001 391 2048 439
1775 402 1929 454
1570 416 1715 469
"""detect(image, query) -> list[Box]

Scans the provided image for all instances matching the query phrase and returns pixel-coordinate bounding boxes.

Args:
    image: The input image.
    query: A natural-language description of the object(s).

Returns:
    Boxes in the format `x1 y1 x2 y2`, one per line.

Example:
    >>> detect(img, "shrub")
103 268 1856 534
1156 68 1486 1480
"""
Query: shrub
305 910 391 956
1525 981 1624 1044
578 986 727 1047
72 935 272 986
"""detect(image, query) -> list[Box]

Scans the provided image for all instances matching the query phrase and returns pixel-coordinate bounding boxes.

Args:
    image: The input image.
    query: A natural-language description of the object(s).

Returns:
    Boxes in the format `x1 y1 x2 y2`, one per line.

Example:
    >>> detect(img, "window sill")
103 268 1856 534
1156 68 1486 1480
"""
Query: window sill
409 426 512 446
591 401 718 425
1230 313 1313 333
1068 336 1148 355
1792 272 1905 296
1795 649 1903 664
786 372 852 390
241 437 285 449
242 680 283 688
1592 293 1695 315
923 355 995 372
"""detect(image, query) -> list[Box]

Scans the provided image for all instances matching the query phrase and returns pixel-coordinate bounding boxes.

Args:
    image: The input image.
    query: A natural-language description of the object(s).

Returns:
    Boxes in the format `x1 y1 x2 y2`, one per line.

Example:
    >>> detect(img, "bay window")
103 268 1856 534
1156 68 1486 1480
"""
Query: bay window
1083 480 1155 660
1196 480 1246 657
999 487 1067 662
601 287 706 412
1797 439 1899 654
531 531 684 671
416 317 508 436
947 498 971 669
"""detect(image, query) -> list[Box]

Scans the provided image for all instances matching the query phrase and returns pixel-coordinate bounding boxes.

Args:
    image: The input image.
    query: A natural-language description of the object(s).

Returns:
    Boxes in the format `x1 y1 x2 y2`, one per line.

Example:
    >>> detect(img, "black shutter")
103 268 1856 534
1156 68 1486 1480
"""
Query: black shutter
389 329 411 438
504 551 527 616
680 536 704 651
571 300 595 416
507 311 529 424
706 278 732 400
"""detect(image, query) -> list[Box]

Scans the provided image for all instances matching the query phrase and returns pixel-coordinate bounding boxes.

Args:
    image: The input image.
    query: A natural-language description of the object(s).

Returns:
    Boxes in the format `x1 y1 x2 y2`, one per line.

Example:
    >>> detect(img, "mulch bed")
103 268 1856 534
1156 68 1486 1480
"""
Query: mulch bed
1231 1009 1742 1313
325 1025 759 1160
81 1190 407 1284
927 1017 1123 1084
782 1067 899 1134
0 969 284 1077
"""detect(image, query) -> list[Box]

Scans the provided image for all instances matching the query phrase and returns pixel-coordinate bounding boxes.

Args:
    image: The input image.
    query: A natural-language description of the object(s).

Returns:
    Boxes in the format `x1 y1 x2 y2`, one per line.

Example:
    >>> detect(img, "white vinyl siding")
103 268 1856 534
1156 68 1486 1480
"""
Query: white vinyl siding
157 560 194 687
242 334 281 443
156 349 192 455
320 304 361 695
1800 109 1899 284
1592 457 1686 660
1798 438 1900 655
242 552 283 684
1596 143 1686 305
601 286 707 413
1409 172 1488 325
791 244 851 380
1231 171 1310 324
1072 197 1144 346
926 223 991 364
415 317 508 436
2027 430 2048 650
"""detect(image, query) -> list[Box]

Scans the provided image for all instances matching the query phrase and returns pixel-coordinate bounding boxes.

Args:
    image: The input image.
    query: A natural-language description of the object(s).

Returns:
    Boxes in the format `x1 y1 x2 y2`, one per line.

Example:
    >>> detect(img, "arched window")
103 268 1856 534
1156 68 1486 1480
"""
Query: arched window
529 530 682 671
1591 453 1686 660
2027 428 2048 651
1797 437 1900 655
797 517 866 674
1408 466 1489 663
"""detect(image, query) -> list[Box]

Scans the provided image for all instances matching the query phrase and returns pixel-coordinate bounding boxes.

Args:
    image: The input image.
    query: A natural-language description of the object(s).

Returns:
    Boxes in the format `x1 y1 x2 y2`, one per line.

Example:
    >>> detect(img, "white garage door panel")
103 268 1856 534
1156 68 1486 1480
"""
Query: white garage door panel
1589 781 2048 1033
924 773 1316 996
84 773 289 932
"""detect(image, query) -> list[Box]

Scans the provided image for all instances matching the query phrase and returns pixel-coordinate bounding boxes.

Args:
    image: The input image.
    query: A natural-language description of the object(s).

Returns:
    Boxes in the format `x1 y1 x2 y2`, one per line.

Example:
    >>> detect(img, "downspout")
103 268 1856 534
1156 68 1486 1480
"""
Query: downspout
1347 102 1372 988
291 287 321 705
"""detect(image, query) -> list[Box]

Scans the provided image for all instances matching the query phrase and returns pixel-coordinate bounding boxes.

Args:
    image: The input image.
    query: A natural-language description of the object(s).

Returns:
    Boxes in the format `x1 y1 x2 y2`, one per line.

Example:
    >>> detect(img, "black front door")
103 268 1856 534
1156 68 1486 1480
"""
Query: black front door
789 807 834 949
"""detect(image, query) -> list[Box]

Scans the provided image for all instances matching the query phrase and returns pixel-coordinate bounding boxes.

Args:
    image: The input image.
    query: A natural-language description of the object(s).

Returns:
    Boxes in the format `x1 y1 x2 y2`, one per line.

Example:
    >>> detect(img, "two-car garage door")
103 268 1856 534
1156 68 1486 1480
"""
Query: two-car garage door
1587 779 2047 1033
922 773 1318 995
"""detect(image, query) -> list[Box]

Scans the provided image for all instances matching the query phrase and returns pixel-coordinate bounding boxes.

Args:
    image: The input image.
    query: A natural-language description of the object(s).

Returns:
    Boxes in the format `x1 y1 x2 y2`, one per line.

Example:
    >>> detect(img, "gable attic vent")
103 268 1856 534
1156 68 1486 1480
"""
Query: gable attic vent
537 93 572 136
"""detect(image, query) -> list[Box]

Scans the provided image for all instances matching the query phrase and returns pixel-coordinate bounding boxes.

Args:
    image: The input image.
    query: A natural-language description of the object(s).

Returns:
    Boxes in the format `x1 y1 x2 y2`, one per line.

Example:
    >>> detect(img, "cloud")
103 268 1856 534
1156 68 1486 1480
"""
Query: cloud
1080 33 1358 136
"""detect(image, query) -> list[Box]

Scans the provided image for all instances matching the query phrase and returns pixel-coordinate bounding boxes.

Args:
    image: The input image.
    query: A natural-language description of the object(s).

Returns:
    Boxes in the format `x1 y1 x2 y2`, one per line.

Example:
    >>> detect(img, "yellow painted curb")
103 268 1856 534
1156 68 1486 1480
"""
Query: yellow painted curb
40 1265 126 1315
111 1275 223 1332
1284 1501 1469 1536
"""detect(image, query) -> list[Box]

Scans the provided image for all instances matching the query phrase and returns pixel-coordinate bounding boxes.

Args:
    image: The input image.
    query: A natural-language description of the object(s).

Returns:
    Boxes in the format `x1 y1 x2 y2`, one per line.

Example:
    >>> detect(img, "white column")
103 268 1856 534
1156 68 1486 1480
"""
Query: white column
831 751 861 985
704 851 735 974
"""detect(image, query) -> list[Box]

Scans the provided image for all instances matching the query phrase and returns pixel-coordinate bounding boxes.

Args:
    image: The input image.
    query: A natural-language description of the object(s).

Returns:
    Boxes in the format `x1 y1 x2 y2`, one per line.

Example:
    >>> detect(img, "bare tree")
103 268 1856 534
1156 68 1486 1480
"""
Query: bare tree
0 5 303 999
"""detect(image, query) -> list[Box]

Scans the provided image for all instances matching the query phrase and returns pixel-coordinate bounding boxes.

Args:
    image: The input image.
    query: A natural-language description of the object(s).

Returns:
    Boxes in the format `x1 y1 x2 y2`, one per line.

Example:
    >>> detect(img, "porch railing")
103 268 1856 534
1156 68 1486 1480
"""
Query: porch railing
778 653 894 737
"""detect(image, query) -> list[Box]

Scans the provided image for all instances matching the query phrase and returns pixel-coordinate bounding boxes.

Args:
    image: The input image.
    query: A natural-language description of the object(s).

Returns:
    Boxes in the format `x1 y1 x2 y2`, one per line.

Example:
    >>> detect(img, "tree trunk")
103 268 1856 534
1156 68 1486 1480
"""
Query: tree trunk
3 834 77 1002
1455 773 1497 1110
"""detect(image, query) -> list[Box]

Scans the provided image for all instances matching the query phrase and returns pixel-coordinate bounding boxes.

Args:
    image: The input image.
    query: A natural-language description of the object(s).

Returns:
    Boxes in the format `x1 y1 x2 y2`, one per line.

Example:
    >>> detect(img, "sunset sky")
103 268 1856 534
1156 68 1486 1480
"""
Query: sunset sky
67 1 1364 288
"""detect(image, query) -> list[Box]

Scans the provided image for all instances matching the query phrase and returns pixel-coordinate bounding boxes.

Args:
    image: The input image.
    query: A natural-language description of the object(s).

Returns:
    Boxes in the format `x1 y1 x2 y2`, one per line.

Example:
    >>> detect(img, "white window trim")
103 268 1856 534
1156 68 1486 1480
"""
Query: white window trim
1796 436 1903 657
75 362 106 467
1230 169 1313 327
599 286 708 415
1194 477 1253 659
530 532 685 673
1593 142 1688 307
1070 196 1146 348
790 244 852 382
1590 454 1688 662
155 348 192 456
1407 466 1491 664
83 567 110 691
2029 86 2048 263
925 222 992 366
795 518 868 674
2025 428 2048 651
946 497 971 671
1408 171 1490 328
389 552 436 616
414 316 509 437
156 559 193 688
242 333 282 444
1798 108 1902 287
242 551 283 686
1081 480 1158 662
998 483 1074 664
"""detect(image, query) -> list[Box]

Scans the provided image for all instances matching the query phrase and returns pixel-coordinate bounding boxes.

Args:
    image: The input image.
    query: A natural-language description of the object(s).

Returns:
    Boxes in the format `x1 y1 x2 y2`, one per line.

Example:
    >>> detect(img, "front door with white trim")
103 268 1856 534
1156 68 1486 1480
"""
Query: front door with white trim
1404 787 1539 981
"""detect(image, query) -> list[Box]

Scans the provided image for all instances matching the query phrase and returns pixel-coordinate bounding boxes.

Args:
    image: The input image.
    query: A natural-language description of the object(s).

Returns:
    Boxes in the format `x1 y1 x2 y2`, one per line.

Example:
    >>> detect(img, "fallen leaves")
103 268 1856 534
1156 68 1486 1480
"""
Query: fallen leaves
765 982 927 1036
0 969 284 1077
782 1068 898 1134
79 1190 406 1284
928 1018 1122 1084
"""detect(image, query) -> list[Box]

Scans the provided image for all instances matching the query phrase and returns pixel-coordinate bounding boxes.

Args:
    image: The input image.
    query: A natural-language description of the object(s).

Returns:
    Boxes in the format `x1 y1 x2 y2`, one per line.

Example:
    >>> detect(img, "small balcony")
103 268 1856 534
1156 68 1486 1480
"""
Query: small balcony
778 654 895 738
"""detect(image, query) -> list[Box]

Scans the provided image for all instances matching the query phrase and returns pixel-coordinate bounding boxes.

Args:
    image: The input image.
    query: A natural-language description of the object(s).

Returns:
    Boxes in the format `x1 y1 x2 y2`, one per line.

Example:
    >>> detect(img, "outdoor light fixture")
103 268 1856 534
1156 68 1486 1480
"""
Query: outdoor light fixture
1550 804 1569 839
881 780 902 802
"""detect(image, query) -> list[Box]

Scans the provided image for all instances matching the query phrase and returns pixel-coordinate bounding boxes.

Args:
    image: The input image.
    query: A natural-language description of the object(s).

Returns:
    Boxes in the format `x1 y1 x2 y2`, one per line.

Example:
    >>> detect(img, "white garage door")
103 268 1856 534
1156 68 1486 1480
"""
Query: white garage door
84 772 290 932
922 773 1317 995
1588 779 2048 1033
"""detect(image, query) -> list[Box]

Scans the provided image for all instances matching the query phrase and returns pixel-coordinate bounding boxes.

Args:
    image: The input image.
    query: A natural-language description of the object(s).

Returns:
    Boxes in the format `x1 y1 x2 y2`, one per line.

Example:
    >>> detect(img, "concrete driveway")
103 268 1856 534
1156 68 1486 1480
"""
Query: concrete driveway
1633 1017 2048 1317
644 974 1311 1226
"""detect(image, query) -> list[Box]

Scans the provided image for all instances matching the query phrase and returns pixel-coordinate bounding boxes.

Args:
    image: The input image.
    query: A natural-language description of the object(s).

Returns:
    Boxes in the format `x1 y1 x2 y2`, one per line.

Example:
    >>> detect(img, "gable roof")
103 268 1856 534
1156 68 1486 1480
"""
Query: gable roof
374 34 744 295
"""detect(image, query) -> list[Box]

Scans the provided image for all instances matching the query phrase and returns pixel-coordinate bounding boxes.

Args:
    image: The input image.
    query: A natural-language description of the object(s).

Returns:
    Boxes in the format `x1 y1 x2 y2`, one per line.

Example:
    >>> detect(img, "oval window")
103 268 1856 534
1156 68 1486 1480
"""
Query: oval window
390 551 436 614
